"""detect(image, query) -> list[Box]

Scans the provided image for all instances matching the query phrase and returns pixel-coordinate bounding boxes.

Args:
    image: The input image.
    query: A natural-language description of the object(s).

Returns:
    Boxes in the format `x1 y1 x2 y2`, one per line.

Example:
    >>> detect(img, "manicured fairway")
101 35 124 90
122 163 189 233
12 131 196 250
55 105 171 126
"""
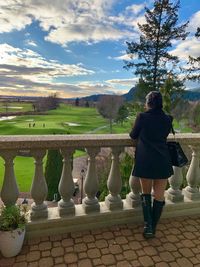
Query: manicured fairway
0 104 109 191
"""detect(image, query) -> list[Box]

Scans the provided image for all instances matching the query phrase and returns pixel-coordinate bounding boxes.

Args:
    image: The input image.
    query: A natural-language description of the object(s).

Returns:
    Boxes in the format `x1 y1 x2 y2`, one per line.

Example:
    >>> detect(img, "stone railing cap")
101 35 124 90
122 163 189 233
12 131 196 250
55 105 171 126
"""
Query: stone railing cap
0 133 199 150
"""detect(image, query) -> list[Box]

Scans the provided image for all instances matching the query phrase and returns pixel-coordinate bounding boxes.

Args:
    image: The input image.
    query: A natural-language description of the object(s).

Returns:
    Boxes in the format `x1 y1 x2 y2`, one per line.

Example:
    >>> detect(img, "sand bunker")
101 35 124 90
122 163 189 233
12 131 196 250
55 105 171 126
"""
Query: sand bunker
0 116 16 121
6 106 23 109
64 122 81 126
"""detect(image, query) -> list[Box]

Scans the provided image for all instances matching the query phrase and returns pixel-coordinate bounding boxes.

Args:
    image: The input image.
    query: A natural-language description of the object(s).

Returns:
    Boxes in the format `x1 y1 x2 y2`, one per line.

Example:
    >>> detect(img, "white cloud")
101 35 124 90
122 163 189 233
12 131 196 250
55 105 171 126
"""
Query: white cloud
0 43 95 97
1 43 134 97
125 4 145 15
111 70 120 73
64 49 72 53
109 53 137 61
170 36 200 60
0 0 32 33
0 0 138 45
0 78 122 98
76 81 118 96
45 23 134 45
26 40 37 47
188 11 200 34
169 10 200 68
0 81 83 98
106 78 138 87
0 43 94 77
128 14 146 30
0 80 126 98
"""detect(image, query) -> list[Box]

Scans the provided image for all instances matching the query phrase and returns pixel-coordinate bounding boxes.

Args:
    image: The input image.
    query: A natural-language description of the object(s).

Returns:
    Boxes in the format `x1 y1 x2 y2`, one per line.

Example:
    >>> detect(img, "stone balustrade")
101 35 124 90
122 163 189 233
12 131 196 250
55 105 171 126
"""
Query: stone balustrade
0 133 200 238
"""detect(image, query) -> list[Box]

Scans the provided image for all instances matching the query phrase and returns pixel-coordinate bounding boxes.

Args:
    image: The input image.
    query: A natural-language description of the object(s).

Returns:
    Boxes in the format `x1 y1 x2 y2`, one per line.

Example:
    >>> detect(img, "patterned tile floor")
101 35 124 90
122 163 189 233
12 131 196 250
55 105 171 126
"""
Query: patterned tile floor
1 215 200 267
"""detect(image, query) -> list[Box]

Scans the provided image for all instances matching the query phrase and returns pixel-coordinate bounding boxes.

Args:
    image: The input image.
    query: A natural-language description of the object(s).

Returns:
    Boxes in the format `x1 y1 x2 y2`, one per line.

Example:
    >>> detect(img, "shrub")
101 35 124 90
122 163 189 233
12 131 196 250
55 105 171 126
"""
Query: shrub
45 150 63 201
0 205 27 231
120 153 134 199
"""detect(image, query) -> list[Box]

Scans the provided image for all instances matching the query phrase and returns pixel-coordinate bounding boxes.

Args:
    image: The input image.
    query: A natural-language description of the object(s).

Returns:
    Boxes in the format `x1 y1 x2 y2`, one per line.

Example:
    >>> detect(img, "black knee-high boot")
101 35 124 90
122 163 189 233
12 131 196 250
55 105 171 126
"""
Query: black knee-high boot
152 199 165 235
140 194 154 238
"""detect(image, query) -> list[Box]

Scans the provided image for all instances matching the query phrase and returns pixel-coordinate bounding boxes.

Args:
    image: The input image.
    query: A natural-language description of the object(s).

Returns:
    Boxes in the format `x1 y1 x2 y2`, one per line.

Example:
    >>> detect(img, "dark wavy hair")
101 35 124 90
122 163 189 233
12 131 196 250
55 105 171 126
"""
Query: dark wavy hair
145 91 163 109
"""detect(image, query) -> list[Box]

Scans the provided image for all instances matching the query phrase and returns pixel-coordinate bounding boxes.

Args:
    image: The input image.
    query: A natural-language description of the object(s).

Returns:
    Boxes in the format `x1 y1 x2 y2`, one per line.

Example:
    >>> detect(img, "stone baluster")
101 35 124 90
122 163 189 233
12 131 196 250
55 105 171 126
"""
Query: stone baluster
58 149 75 216
82 147 100 213
183 146 200 200
126 171 141 207
0 150 19 206
165 166 184 202
30 149 48 220
105 147 123 210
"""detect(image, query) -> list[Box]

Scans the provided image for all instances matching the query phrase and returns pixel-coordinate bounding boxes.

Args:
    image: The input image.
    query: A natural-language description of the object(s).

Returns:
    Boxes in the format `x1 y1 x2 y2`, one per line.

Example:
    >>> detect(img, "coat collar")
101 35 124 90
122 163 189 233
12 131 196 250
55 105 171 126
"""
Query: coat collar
146 108 164 114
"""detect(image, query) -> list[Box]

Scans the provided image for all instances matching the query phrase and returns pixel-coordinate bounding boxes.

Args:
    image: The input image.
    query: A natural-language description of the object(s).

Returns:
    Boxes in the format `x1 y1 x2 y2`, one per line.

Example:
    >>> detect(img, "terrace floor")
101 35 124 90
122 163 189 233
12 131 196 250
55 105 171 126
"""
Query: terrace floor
1 215 200 267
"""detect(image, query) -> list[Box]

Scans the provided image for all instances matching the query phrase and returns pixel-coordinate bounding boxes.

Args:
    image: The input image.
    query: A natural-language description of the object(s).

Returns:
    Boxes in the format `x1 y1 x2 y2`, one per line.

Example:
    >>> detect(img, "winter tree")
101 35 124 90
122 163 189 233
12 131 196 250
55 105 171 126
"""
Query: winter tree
97 95 124 133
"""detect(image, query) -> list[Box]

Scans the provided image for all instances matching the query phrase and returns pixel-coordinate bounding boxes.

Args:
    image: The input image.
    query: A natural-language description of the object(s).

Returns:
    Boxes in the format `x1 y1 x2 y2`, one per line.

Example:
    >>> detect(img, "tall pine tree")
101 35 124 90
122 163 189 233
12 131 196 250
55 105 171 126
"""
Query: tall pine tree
125 0 189 95
160 74 183 113
187 27 200 81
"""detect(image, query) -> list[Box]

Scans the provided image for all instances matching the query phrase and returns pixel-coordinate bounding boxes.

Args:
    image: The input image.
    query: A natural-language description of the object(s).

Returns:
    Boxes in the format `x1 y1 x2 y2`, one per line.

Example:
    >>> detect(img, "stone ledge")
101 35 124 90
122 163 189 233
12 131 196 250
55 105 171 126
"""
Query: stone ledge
0 133 199 150
26 199 200 239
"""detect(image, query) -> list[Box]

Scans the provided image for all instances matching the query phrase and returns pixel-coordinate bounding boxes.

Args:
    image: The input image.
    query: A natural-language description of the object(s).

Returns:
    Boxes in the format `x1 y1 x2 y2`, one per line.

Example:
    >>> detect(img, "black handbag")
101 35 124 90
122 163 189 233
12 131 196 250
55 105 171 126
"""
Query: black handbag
167 126 188 167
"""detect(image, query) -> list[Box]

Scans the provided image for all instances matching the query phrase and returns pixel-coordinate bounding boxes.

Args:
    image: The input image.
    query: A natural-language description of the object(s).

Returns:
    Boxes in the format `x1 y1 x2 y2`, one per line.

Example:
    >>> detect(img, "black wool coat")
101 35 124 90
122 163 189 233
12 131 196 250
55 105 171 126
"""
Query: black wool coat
129 108 174 179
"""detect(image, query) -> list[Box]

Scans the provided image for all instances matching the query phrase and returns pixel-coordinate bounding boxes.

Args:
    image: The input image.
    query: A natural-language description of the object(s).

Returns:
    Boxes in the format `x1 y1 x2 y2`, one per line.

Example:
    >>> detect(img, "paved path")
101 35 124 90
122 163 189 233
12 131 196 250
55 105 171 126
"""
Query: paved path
1 215 200 267
86 125 108 134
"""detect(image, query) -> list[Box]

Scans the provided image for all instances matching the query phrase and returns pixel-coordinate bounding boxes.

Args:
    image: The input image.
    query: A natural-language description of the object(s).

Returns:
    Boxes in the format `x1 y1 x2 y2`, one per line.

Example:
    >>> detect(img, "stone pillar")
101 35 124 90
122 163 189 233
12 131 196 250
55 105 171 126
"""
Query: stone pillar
58 149 75 216
30 149 48 220
126 171 141 207
82 147 100 213
165 166 184 202
0 150 19 206
183 146 200 200
105 147 123 210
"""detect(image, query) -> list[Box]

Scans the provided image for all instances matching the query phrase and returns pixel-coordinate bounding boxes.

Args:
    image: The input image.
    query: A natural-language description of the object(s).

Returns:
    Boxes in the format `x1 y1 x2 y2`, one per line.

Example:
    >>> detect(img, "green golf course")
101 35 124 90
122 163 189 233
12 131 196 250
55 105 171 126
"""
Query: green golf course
0 103 191 192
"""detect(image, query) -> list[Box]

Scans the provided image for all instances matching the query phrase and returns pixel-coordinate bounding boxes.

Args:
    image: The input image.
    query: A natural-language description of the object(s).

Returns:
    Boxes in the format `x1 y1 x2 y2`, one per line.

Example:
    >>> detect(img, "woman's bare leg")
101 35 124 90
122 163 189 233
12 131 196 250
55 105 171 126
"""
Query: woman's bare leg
140 178 153 194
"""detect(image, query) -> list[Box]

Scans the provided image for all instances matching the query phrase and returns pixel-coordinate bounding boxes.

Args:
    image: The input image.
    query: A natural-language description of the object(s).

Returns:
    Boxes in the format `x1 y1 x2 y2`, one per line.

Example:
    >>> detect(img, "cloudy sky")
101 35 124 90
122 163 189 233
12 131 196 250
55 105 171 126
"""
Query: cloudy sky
0 0 200 98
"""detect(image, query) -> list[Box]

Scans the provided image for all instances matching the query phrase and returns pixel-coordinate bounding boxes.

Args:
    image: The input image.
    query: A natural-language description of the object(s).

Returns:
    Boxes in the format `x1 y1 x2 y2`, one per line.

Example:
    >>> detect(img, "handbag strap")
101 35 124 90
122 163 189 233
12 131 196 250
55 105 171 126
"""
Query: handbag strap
171 124 175 135
171 124 176 139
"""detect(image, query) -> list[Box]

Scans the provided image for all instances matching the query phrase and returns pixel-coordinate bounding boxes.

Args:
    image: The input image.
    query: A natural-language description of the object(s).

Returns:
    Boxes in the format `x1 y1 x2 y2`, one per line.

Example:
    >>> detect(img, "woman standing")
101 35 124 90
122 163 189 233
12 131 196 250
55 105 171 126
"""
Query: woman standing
129 91 173 238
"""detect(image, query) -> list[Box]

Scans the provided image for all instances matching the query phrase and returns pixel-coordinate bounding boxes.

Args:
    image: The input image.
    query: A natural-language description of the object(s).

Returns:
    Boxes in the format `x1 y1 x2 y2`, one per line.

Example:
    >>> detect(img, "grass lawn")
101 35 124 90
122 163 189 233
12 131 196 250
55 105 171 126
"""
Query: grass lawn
95 117 192 134
173 119 193 133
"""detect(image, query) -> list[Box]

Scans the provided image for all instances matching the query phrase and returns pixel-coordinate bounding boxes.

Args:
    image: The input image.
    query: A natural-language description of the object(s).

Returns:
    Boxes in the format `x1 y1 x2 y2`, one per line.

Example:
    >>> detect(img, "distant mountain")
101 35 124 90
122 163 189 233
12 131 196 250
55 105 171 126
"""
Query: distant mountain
81 94 106 102
81 87 137 102
122 87 200 101
81 87 200 102
183 88 200 101
122 87 137 101
1 87 200 103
